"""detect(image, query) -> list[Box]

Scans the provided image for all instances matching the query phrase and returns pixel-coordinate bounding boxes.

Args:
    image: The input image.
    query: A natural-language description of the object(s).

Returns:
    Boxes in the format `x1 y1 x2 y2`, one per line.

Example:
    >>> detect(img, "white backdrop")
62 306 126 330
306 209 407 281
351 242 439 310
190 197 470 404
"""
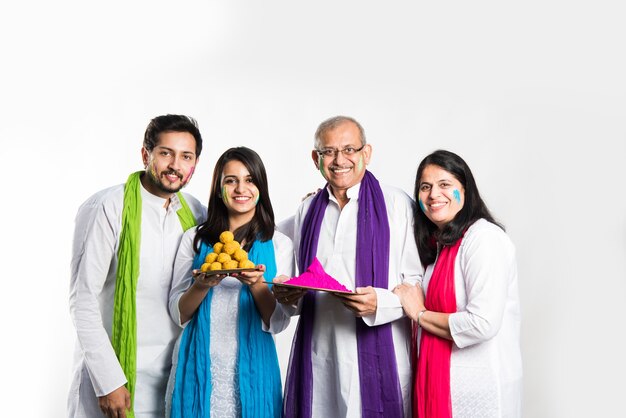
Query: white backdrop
1 1 625 417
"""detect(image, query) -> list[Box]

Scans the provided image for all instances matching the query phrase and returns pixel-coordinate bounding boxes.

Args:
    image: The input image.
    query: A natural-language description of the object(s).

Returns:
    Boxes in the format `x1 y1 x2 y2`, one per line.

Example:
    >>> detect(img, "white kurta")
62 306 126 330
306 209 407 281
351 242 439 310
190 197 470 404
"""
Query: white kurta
420 219 523 417
68 182 205 418
279 182 423 418
166 229 295 418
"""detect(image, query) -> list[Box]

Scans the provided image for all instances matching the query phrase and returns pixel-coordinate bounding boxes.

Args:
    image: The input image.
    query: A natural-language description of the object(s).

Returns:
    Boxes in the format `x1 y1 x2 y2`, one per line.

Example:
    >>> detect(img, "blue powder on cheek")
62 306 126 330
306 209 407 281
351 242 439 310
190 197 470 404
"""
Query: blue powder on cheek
453 189 461 203
418 198 426 212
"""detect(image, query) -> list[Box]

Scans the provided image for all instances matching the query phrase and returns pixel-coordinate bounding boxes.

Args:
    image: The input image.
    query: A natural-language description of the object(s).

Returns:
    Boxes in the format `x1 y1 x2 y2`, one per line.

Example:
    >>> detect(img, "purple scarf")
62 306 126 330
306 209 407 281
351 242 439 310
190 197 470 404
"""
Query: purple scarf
284 171 403 418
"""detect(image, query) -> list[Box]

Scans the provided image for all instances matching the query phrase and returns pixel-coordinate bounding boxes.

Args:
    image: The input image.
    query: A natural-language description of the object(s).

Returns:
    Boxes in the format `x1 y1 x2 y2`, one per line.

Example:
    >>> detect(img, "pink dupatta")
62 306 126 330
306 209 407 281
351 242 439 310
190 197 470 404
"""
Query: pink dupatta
415 237 463 418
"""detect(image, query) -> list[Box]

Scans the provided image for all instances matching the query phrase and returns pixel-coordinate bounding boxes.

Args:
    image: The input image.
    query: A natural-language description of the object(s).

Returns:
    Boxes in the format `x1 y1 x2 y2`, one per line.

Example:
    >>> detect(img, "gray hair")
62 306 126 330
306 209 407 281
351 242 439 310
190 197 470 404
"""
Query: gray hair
313 115 367 150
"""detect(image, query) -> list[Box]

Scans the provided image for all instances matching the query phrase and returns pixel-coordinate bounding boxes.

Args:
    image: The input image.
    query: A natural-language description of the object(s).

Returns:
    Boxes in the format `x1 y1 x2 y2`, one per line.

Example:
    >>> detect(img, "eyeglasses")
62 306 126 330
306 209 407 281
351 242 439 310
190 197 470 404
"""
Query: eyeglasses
315 144 365 159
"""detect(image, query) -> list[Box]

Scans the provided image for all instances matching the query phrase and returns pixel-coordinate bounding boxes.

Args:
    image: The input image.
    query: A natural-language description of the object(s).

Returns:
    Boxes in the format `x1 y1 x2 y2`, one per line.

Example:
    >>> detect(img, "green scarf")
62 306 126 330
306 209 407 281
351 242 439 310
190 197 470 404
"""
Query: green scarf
112 171 197 416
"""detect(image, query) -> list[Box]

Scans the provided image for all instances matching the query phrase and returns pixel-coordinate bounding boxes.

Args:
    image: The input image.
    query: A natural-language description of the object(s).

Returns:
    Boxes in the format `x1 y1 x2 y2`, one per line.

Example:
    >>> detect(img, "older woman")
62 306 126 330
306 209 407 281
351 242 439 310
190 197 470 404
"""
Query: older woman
394 150 522 417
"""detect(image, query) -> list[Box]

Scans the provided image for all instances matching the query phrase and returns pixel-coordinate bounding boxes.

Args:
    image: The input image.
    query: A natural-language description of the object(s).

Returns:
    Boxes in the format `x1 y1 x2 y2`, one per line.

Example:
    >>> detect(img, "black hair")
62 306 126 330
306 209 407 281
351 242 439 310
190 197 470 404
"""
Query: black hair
143 114 203 157
194 147 275 252
414 149 504 267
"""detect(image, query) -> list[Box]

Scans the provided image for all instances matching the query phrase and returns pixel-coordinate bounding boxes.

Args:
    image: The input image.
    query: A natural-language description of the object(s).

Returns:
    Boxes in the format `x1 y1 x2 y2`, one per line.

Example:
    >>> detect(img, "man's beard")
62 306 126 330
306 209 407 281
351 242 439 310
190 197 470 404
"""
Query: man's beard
146 169 184 194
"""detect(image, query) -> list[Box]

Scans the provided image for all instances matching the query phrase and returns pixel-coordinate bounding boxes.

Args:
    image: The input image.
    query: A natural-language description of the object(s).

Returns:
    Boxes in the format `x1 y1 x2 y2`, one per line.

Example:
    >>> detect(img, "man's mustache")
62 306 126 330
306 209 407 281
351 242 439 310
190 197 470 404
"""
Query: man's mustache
161 170 183 180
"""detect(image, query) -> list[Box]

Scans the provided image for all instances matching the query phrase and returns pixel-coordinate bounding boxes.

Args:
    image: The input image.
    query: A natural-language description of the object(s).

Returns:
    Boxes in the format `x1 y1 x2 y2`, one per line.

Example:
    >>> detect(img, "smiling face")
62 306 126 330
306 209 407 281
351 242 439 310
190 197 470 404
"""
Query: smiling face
417 164 465 229
141 131 198 198
311 121 371 194
220 159 259 222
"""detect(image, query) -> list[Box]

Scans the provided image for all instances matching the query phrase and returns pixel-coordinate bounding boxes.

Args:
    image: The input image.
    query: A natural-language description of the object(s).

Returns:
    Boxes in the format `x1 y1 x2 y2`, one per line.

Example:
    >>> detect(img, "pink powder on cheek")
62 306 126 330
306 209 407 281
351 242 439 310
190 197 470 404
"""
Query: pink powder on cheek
182 166 195 185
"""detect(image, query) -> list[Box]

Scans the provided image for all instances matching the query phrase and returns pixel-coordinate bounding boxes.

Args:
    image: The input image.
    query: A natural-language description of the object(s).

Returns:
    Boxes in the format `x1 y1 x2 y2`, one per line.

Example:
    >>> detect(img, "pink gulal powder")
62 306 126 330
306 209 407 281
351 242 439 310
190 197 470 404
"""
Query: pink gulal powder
284 257 352 293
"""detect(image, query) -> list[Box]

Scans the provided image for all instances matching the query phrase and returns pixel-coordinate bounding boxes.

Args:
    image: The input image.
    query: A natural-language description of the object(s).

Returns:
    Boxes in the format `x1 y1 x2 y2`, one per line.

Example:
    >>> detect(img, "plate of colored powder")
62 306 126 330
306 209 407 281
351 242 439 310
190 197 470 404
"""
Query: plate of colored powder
268 257 353 294
270 281 353 294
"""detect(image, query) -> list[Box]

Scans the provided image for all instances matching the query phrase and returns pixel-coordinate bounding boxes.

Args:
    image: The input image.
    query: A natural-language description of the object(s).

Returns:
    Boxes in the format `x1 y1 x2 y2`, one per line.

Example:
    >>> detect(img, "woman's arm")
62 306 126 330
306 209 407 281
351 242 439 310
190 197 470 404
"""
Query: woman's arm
447 223 514 348
170 229 225 325
394 222 516 347
237 265 275 326
264 232 297 333
178 272 226 324
393 283 453 340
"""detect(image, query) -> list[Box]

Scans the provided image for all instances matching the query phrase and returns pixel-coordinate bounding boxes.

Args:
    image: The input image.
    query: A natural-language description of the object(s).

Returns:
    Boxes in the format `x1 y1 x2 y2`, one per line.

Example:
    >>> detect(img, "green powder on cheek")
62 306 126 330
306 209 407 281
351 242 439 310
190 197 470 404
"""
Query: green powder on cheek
357 155 364 172
318 157 328 180
221 186 229 202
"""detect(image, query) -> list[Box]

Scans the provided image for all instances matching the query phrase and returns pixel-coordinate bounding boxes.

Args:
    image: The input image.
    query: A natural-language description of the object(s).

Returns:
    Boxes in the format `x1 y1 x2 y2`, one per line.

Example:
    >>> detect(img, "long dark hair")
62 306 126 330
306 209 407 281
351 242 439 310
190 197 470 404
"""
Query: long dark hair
414 149 503 267
194 147 275 252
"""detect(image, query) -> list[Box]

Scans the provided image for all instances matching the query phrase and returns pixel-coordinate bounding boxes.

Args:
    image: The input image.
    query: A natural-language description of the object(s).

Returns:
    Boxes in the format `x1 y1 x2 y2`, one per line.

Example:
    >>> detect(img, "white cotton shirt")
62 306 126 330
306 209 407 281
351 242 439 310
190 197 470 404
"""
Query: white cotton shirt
420 218 523 418
279 182 423 418
68 182 205 418
165 228 295 418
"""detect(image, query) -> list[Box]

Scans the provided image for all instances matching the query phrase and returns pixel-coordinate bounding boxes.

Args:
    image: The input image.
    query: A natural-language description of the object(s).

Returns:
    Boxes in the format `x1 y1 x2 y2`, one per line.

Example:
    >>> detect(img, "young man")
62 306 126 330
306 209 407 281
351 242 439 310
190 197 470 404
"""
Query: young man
275 116 423 417
68 115 206 418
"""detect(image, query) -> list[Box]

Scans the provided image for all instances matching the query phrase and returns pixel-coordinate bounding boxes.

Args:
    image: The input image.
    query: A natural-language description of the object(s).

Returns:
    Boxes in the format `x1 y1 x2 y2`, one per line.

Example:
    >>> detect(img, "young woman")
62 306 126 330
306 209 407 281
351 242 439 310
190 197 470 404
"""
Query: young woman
166 147 294 418
394 150 522 417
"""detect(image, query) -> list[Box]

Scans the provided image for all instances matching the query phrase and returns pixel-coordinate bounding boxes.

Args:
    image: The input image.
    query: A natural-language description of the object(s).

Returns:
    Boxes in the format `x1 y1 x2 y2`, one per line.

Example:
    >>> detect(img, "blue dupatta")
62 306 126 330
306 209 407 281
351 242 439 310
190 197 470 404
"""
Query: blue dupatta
170 238 282 418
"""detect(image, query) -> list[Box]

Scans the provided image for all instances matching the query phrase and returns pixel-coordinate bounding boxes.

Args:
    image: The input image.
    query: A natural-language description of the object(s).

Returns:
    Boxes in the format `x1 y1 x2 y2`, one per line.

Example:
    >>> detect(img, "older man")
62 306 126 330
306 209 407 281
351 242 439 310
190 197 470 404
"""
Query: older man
275 116 422 417
68 115 206 418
